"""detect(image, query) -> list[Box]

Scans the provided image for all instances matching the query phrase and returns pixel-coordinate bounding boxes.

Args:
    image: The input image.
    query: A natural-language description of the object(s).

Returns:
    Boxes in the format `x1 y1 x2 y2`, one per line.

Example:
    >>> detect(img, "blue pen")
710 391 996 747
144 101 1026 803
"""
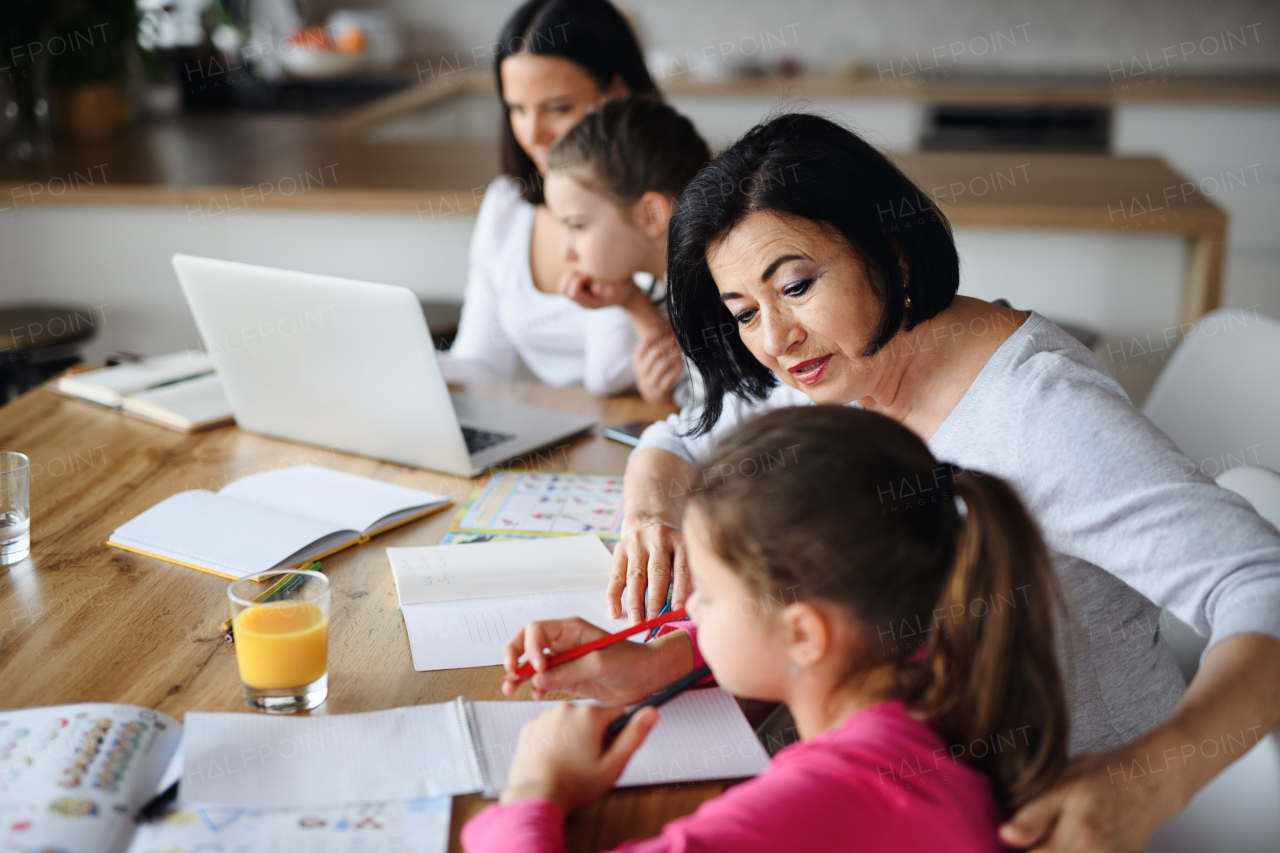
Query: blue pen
645 599 673 641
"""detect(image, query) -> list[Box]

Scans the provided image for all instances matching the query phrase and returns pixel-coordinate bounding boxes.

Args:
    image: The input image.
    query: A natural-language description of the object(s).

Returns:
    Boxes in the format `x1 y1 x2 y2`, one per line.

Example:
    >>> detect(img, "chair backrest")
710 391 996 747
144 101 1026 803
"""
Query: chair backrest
1216 466 1280 529
1142 309 1280 475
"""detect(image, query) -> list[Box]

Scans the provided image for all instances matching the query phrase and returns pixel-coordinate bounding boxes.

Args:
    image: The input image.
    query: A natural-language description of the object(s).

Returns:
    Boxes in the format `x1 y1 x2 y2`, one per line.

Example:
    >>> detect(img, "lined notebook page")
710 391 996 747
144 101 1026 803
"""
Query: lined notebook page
400 587 631 671
221 464 449 534
472 689 771 796
388 535 613 605
108 490 346 577
182 703 480 808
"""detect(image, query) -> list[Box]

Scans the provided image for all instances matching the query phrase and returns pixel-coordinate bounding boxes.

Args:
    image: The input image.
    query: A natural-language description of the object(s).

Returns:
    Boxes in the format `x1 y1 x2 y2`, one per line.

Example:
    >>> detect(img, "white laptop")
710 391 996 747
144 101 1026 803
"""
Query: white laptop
172 255 596 477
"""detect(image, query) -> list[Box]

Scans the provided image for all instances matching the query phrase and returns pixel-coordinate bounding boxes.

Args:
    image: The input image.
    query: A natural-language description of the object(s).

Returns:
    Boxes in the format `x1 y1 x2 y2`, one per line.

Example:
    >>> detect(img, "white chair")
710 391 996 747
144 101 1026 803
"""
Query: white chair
1143 465 1280 852
1142 308 1280 475
1141 308 1280 681
1139 309 1280 852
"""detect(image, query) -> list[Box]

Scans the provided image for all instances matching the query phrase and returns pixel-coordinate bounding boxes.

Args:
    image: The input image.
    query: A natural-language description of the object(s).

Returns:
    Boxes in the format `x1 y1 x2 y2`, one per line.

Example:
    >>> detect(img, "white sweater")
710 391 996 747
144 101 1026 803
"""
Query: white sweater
638 312 1280 757
437 178 638 395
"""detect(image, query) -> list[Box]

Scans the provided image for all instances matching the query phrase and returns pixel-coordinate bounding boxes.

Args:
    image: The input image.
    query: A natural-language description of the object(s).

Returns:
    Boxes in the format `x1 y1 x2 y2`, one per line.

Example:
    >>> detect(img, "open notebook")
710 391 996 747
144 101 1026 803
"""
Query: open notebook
0 702 450 853
183 689 770 805
387 536 630 671
109 465 451 579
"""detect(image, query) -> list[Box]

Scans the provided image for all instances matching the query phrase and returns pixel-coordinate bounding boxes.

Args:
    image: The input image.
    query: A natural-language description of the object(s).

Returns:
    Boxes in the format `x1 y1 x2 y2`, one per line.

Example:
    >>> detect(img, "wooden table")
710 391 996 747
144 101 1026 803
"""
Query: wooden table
0 383 709 851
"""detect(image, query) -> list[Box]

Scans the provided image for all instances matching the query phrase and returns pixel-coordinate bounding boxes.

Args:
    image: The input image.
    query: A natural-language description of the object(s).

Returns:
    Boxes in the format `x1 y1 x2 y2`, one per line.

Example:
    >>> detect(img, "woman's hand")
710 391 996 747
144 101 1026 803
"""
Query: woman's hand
502 617 694 702
557 270 644 310
607 521 690 624
633 331 684 407
501 704 658 812
1001 634 1280 851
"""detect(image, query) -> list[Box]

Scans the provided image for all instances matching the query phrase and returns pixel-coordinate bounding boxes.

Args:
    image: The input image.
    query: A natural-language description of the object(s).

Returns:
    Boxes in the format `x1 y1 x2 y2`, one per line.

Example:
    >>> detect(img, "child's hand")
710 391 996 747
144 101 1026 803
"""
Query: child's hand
558 270 643 310
501 617 692 703
500 704 658 812
634 330 684 406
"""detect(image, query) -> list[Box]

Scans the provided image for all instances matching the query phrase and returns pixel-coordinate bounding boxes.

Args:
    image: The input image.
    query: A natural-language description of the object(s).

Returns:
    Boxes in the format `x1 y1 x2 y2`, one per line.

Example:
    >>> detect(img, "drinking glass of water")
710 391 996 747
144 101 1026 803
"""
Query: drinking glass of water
0 452 30 565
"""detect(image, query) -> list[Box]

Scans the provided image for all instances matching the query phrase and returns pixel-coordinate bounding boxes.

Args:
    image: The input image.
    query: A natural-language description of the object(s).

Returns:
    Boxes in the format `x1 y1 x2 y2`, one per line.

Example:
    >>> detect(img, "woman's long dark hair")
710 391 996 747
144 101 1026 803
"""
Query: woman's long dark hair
494 0 658 205
698 406 1067 812
668 113 961 435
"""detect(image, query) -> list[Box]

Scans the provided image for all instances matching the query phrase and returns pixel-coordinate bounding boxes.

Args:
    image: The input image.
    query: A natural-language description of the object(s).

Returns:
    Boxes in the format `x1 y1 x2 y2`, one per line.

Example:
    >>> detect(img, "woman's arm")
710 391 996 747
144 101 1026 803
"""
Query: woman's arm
1002 633 1280 852
1003 351 1280 849
607 447 697 624
437 182 522 383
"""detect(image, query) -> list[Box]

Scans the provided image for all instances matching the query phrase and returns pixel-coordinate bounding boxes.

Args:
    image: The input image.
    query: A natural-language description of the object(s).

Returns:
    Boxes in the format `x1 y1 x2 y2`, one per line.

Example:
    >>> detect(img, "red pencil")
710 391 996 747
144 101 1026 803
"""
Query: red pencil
510 608 688 679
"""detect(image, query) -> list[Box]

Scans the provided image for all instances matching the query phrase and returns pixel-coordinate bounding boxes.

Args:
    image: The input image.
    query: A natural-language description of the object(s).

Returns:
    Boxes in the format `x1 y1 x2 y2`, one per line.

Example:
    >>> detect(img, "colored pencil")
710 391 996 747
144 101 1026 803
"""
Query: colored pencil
220 561 321 640
510 607 688 679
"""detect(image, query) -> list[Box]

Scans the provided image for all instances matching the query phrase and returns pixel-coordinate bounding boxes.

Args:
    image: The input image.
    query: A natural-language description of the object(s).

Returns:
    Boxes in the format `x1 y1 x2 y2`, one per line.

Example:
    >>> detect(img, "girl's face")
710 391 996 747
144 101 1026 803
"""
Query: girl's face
708 210 887 406
683 506 792 701
500 54 620 174
544 172 658 281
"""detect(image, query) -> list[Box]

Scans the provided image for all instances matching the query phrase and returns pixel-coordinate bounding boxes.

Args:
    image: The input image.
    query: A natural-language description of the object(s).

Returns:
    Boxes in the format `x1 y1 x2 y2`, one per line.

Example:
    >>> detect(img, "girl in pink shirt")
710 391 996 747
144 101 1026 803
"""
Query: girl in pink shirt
466 406 1068 852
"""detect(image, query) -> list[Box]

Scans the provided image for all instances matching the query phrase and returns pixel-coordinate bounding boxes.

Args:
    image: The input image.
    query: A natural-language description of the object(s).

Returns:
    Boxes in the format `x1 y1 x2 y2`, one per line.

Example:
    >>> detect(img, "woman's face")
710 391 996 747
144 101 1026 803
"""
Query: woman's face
708 211 888 406
500 54 618 174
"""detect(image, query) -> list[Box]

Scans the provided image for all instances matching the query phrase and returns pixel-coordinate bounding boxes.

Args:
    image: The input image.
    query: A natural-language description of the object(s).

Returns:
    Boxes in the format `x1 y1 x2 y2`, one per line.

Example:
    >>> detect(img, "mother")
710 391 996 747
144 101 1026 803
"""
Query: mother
604 114 1280 850
436 0 683 403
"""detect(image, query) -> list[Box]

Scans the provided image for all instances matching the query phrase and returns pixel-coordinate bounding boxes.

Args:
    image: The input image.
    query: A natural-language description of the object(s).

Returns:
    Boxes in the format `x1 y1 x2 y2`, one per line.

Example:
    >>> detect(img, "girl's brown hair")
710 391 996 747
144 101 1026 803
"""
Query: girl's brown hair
696 406 1067 811
546 95 712 209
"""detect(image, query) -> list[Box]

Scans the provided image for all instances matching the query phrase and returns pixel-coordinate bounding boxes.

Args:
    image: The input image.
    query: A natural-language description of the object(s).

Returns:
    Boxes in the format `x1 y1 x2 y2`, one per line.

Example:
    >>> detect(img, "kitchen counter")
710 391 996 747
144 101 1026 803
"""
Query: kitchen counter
0 73 1234 325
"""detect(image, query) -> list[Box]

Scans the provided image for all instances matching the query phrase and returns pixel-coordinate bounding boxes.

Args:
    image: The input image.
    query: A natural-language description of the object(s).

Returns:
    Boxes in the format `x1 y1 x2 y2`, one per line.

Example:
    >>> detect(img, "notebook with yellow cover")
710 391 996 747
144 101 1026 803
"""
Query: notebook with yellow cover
107 465 451 579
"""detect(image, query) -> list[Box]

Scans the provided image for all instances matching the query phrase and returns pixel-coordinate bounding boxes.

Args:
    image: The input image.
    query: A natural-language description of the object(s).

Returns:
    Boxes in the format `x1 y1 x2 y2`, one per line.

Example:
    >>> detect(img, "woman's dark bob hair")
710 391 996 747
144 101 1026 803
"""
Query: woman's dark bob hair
495 0 658 206
668 112 961 435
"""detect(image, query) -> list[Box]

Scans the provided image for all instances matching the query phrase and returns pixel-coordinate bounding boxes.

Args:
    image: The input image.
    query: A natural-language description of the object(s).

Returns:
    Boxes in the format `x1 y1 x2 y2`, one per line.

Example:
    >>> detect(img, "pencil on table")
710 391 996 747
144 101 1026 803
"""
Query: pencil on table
221 561 321 642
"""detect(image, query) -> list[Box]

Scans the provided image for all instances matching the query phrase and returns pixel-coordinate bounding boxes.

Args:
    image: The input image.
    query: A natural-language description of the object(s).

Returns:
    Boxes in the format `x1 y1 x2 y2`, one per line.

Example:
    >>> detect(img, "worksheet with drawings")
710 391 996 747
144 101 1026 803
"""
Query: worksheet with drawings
0 703 182 853
399 588 631 671
126 796 451 853
455 472 625 537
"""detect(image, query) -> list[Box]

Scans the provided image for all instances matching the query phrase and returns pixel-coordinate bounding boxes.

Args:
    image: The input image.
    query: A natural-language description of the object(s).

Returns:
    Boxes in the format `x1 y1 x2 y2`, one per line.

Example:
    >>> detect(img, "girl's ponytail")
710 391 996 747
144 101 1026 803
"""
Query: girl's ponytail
695 407 1067 811
904 470 1067 811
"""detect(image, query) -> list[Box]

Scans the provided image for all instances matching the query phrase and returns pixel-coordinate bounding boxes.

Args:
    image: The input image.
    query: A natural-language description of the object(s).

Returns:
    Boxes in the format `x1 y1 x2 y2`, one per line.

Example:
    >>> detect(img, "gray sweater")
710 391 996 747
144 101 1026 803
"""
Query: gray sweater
637 312 1280 756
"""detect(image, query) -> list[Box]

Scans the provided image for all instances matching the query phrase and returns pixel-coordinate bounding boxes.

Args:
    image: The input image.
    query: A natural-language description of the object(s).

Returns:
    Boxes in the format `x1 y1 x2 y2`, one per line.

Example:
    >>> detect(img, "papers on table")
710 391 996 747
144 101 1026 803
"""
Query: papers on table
450 471 625 541
182 691 770 804
387 535 629 671
127 797 451 853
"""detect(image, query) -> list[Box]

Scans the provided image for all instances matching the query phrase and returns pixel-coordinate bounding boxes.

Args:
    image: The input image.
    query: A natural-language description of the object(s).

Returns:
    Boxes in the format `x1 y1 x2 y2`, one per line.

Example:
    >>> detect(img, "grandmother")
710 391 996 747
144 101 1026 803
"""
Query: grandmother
604 113 1280 851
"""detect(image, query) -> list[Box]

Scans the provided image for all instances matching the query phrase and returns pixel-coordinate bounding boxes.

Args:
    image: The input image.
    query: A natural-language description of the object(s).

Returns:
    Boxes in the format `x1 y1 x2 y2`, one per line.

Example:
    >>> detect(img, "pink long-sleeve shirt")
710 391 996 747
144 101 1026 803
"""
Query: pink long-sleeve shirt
462 624 1008 853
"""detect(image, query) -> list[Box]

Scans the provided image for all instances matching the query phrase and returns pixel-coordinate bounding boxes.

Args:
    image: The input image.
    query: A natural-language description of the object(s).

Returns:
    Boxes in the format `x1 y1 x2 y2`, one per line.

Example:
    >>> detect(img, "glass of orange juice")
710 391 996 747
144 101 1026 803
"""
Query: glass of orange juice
228 569 329 713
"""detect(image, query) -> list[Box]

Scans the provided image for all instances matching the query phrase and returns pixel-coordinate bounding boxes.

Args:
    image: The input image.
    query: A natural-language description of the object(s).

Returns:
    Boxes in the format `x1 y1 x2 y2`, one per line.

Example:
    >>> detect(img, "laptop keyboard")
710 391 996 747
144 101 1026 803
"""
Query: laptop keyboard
461 425 516 454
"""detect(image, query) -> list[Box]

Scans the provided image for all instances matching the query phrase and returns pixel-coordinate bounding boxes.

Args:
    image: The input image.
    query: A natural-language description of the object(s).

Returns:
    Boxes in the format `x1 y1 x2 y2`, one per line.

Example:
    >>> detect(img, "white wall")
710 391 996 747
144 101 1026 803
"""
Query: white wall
0 204 473 364
317 0 1280 76
0 199 1194 404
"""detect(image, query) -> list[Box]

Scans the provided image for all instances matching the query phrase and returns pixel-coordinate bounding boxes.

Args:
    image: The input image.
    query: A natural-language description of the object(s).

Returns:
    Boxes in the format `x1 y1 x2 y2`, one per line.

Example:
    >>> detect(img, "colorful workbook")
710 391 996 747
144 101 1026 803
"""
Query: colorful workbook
447 471 625 542
387 535 630 671
182 689 770 804
0 702 451 853
108 464 451 579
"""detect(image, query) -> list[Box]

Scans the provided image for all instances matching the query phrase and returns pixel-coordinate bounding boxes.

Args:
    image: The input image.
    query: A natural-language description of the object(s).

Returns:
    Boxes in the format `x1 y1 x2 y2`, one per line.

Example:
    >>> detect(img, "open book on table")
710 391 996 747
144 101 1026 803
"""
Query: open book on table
50 350 235 433
108 464 452 579
0 702 451 853
387 535 632 671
